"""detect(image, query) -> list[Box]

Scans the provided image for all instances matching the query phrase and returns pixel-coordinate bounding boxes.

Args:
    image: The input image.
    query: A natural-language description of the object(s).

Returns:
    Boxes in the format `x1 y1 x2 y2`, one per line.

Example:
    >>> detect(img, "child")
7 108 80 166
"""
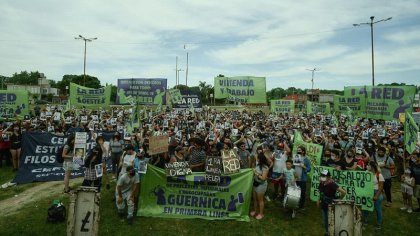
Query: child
401 169 415 213
281 160 298 187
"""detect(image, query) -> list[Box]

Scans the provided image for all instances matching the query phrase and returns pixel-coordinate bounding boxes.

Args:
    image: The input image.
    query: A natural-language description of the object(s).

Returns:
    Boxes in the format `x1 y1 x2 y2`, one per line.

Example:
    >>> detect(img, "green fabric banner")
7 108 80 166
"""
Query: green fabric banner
310 166 374 211
69 83 111 108
214 76 266 104
306 101 331 114
270 99 295 114
292 131 323 175
333 95 365 117
344 85 416 121
138 165 253 221
0 90 29 119
405 112 419 154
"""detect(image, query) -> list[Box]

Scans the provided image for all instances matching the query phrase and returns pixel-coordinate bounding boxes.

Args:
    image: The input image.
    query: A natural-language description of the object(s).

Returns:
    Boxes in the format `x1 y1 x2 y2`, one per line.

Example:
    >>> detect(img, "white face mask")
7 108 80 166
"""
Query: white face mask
330 155 336 160
320 177 327 182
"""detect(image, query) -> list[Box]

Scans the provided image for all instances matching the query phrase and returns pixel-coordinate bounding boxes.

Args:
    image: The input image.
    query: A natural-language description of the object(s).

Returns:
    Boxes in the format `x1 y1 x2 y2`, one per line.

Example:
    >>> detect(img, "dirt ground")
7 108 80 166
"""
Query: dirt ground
0 179 82 217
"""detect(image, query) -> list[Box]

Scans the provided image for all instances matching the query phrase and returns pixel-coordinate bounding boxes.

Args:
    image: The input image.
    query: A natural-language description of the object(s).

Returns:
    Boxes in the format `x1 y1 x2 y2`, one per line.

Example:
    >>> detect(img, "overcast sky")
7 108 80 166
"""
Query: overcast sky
1 0 419 90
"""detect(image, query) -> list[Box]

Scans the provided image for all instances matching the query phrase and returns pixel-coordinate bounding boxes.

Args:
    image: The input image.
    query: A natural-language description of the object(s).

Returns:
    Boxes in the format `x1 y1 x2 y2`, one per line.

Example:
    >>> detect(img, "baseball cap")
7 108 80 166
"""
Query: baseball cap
321 170 331 177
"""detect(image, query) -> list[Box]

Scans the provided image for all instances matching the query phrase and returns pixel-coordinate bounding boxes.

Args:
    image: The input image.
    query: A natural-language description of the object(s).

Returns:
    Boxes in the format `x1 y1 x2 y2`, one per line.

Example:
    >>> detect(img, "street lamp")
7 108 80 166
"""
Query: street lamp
306 68 320 91
75 35 97 86
353 16 392 86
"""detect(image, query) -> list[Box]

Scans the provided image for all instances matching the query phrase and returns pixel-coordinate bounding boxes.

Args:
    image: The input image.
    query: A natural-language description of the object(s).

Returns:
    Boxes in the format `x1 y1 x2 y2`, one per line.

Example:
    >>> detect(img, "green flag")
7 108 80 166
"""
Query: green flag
346 106 358 126
189 102 195 116
127 105 140 134
292 131 323 176
138 165 253 221
168 89 183 104
404 112 419 154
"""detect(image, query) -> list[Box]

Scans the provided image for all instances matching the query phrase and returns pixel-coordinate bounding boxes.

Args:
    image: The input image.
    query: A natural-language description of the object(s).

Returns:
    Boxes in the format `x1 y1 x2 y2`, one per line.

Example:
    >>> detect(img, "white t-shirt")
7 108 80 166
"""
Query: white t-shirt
374 172 385 190
272 151 287 173
119 152 136 177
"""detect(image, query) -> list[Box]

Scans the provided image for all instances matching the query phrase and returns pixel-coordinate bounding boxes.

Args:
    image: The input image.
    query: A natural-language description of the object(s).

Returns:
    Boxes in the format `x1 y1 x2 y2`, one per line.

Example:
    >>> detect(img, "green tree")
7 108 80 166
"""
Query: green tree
56 74 101 94
198 81 213 105
7 71 42 85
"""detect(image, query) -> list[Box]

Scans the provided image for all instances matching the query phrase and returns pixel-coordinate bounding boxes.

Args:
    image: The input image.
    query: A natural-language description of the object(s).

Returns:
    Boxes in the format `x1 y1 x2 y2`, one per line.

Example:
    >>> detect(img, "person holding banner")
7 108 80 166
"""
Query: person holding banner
293 146 311 209
250 150 269 220
62 135 75 193
317 170 346 236
363 161 384 230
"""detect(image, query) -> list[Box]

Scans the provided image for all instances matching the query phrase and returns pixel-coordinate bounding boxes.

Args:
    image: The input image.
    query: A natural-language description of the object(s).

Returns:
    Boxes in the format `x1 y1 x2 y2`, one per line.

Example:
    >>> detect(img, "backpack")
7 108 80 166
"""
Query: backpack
47 203 66 223
56 146 65 164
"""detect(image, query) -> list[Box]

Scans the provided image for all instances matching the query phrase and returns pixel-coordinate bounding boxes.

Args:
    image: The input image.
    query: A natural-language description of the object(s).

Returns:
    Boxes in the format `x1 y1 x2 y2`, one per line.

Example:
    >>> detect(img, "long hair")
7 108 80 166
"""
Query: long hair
368 160 380 174
66 135 75 148
257 152 268 170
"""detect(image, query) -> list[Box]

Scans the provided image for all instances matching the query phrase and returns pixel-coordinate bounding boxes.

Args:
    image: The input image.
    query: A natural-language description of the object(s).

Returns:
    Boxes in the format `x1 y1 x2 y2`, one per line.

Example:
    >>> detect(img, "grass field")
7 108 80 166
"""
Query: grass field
0 166 419 236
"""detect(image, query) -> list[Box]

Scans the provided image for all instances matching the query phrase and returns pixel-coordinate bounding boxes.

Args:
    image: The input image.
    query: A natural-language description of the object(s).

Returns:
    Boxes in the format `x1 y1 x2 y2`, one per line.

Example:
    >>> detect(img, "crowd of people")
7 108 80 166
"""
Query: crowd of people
0 104 419 232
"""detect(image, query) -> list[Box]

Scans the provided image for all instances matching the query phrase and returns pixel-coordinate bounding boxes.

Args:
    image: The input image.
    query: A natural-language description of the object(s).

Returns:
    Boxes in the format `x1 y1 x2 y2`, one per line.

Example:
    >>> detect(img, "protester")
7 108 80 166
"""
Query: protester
400 169 415 213
62 135 75 193
317 169 346 236
188 141 206 172
170 146 186 163
250 150 269 220
270 142 290 200
293 145 311 209
236 141 251 169
9 124 22 171
109 132 124 179
372 146 394 207
363 161 384 230
118 144 136 179
410 153 420 212
116 165 139 225
81 136 105 191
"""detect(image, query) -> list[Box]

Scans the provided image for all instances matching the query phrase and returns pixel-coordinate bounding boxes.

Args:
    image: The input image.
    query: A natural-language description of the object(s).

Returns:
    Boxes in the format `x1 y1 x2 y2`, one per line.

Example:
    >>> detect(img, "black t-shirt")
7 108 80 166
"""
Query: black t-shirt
344 157 357 169
326 158 346 170
318 181 339 209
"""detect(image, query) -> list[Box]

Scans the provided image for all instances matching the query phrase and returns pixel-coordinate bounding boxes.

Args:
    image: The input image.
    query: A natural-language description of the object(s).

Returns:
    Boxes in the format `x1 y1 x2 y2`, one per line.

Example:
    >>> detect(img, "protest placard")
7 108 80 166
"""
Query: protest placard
205 156 222 183
149 135 169 155
165 161 192 177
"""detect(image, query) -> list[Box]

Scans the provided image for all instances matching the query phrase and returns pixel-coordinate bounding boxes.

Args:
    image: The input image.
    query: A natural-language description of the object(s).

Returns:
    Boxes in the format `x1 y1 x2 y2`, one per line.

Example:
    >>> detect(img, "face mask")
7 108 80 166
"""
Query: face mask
320 177 327 182
331 155 336 160
368 143 372 147
378 153 385 157
367 165 372 171
297 152 302 155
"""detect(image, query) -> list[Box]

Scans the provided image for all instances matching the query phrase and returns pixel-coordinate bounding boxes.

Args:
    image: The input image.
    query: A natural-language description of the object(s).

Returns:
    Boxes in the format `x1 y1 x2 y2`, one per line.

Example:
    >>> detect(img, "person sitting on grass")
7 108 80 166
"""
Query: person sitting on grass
116 165 139 225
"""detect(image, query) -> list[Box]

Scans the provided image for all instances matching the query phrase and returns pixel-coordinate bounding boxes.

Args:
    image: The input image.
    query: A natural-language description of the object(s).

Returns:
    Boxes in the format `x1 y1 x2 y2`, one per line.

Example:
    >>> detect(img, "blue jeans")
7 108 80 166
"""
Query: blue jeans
321 207 329 234
363 191 383 225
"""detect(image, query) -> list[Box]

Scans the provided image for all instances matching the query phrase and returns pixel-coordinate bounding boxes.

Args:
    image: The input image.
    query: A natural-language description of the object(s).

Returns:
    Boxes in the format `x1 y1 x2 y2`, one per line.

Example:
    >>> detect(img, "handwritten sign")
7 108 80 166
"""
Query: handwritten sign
149 135 169 155
165 162 192 177
205 156 222 183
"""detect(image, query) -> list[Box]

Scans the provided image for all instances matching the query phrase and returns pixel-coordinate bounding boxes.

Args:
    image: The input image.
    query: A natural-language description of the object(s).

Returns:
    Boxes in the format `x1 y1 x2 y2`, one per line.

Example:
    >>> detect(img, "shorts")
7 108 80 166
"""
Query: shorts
401 184 413 195
253 181 268 194
414 185 420 198
63 161 76 171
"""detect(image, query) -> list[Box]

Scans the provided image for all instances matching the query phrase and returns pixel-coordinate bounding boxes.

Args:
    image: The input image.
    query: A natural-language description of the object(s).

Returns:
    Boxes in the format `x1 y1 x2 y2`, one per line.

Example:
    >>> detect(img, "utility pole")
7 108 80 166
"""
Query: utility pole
306 68 320 102
353 16 392 86
184 44 189 86
75 35 97 86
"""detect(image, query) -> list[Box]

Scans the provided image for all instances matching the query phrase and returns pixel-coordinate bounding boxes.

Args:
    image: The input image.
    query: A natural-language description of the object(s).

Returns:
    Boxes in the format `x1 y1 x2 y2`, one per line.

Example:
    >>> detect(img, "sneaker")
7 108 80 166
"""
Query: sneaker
250 211 256 217
127 217 133 225
407 208 413 213
385 202 392 207
375 225 382 230
265 196 271 202
400 206 407 211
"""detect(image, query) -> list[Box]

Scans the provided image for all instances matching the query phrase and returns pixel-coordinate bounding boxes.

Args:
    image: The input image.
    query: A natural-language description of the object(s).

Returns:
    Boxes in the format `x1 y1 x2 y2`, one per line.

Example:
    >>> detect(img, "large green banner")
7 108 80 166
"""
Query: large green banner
270 99 295 114
310 166 374 211
69 83 111 107
344 86 416 121
405 112 419 154
214 76 266 104
333 95 366 117
138 165 253 221
306 101 331 114
0 90 29 119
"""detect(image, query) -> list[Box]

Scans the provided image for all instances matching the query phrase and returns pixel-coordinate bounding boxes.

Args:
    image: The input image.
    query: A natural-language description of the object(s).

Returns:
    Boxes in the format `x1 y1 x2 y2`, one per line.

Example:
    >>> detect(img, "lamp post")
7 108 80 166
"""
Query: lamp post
75 35 97 86
306 68 319 102
353 16 392 86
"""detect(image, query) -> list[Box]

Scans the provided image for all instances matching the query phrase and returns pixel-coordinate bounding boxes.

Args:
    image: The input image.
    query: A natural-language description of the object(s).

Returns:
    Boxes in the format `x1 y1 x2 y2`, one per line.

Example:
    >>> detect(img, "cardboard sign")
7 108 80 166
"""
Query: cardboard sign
149 135 169 155
165 161 192 177
205 156 222 183
222 150 240 174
